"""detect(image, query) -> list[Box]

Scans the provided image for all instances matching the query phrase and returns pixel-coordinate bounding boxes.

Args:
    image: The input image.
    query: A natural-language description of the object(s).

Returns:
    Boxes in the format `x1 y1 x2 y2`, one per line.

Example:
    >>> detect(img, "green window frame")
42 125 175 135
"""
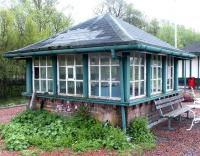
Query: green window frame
57 55 83 96
88 53 120 99
33 56 53 93
151 55 162 94
130 53 146 99
167 56 174 91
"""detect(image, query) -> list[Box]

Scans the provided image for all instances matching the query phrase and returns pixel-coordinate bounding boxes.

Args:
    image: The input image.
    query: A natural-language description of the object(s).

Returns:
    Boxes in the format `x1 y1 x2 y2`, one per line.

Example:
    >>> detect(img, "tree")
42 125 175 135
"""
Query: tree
94 0 147 29
146 19 160 36
0 0 73 79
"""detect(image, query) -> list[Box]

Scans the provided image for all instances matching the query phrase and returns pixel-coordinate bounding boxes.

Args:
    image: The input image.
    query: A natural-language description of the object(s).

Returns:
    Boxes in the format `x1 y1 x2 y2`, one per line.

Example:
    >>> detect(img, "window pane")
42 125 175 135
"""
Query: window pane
66 55 74 65
171 68 173 76
58 56 65 66
48 80 53 92
158 57 162 65
134 66 139 80
34 57 39 66
68 68 74 79
41 80 46 92
101 82 109 97
153 68 157 79
41 67 46 79
47 57 52 66
141 55 145 65
59 67 66 79
76 67 83 80
153 80 157 92
34 67 39 79
130 67 133 81
134 55 140 65
101 66 110 81
111 83 120 97
34 80 39 91
91 66 99 80
76 82 83 95
75 56 82 65
111 66 120 81
158 68 162 78
90 57 99 65
91 82 99 96
130 57 134 65
130 83 133 96
68 81 74 94
141 66 144 80
47 67 53 79
101 57 109 65
40 56 46 66
134 82 139 96
171 79 173 88
158 80 161 92
140 81 145 95
59 81 66 94
112 59 119 65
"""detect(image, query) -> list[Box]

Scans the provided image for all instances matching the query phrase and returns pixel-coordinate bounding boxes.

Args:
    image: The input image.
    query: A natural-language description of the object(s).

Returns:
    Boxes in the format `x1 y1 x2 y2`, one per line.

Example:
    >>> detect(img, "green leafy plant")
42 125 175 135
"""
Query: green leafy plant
0 107 132 152
128 117 155 145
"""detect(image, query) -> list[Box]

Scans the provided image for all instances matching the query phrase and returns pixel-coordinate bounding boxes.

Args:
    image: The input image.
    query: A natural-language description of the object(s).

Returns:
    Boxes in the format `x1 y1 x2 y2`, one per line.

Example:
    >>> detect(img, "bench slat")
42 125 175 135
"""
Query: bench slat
154 94 189 118
162 106 191 118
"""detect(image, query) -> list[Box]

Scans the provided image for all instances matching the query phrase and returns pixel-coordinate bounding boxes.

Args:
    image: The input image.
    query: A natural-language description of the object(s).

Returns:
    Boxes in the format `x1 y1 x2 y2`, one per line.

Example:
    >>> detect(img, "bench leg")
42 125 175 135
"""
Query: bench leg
187 111 189 119
179 115 182 122
168 118 175 131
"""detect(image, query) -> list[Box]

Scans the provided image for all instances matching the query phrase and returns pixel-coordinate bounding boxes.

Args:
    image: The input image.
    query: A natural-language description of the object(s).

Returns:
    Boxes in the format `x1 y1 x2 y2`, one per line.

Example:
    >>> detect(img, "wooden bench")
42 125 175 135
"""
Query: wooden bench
154 94 192 130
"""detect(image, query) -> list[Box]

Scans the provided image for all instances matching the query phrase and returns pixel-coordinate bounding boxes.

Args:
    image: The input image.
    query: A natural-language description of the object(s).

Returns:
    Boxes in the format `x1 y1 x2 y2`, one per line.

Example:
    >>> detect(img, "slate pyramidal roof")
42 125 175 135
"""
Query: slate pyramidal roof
5 14 194 58
183 41 200 53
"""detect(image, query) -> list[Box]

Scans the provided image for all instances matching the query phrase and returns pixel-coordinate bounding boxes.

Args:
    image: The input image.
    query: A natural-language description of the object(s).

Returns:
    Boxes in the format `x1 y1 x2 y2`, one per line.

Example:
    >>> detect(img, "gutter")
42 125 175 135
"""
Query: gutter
4 43 195 59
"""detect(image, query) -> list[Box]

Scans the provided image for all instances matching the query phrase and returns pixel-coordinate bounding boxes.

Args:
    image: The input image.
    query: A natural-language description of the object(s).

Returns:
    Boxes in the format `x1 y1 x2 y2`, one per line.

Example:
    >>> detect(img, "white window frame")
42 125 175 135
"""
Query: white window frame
57 55 83 97
130 53 146 99
32 56 53 93
151 55 162 94
167 56 174 91
88 53 120 100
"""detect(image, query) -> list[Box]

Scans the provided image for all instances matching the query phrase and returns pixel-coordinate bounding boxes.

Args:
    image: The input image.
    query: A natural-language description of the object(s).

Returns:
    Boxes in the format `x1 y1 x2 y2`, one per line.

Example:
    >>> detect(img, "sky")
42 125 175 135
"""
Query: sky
57 0 200 31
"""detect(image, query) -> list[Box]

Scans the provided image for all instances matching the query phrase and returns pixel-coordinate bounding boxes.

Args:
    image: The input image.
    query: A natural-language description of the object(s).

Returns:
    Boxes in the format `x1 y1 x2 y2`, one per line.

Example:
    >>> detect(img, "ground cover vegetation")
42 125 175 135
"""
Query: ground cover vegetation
0 106 155 154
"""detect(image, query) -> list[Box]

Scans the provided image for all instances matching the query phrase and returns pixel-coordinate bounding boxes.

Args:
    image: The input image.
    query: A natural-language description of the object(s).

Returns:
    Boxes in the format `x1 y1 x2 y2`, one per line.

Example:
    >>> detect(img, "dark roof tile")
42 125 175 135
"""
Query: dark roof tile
8 14 181 53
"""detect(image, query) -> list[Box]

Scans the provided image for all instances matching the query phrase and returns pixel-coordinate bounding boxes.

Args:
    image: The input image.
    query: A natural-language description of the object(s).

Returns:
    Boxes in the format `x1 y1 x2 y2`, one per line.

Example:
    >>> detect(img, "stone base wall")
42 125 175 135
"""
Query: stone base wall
33 98 161 127
126 102 160 126
34 98 122 127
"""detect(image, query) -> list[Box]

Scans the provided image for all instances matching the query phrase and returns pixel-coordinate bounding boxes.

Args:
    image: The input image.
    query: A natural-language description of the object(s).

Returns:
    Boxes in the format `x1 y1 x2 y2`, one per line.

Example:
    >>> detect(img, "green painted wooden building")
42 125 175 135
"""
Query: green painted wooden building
4 14 195 130
179 42 200 88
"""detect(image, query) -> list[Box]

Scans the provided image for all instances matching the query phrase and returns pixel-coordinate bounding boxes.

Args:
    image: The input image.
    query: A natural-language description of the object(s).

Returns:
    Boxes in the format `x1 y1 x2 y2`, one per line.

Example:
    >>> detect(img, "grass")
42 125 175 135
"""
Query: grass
0 96 28 107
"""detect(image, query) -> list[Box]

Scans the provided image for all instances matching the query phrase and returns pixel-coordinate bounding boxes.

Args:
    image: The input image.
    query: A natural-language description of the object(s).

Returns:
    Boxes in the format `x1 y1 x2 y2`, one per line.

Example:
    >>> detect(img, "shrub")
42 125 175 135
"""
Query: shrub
128 117 155 145
103 127 131 150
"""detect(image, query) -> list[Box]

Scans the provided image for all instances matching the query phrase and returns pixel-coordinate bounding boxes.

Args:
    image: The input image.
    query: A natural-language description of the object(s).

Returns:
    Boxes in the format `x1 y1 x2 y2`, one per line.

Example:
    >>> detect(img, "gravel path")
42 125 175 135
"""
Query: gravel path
144 108 200 156
0 105 26 123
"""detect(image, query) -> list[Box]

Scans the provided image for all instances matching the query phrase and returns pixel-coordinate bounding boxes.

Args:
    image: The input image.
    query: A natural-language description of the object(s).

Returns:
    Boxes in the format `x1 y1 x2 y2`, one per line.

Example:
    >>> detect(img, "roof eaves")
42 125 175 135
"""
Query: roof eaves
4 42 195 59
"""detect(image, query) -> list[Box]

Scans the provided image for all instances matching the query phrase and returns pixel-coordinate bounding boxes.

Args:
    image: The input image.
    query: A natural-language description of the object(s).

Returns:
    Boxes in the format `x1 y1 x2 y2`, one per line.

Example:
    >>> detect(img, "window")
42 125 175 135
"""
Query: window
151 55 162 94
33 56 53 93
58 55 83 96
130 53 146 98
89 54 120 99
167 56 174 90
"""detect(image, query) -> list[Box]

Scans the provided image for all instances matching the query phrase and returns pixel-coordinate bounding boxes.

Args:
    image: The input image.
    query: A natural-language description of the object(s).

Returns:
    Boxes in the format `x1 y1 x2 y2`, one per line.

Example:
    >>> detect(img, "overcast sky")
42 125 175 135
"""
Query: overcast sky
57 0 200 31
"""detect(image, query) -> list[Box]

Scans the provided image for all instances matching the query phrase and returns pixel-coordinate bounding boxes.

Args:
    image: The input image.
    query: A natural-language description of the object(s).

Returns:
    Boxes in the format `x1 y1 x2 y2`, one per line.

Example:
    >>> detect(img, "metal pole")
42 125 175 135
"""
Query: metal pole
121 106 126 132
174 0 178 48
184 60 187 90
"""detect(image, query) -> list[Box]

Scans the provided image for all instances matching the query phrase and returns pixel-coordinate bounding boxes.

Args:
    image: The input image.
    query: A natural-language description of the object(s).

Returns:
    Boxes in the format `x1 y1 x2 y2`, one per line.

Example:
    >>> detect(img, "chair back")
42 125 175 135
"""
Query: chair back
191 87 196 98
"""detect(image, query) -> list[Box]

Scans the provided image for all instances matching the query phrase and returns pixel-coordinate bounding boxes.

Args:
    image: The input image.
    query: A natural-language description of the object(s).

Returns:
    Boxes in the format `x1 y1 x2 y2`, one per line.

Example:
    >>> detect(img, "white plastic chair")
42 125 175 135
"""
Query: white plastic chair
191 87 200 104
